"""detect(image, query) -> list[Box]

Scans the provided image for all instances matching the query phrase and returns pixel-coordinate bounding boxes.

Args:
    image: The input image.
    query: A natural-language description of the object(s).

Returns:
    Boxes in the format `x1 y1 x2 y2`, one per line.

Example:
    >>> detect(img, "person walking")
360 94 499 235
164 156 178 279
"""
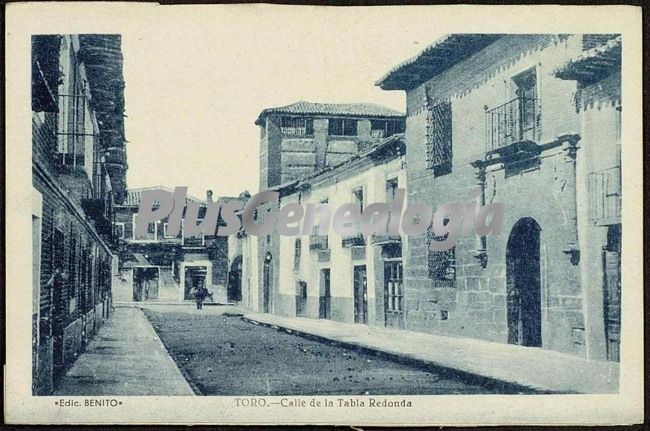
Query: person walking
194 279 207 310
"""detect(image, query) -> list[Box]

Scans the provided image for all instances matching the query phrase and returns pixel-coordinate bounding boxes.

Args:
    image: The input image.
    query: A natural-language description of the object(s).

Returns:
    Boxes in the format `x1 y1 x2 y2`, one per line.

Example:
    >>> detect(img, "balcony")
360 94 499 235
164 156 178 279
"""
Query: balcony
309 235 329 251
341 233 365 248
182 235 205 248
589 166 621 225
485 97 541 155
371 234 401 246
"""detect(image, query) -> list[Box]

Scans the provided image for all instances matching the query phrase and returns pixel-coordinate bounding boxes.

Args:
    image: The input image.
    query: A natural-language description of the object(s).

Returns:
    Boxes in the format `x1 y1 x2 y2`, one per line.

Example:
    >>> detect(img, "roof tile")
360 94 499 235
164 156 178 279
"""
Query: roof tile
255 101 404 125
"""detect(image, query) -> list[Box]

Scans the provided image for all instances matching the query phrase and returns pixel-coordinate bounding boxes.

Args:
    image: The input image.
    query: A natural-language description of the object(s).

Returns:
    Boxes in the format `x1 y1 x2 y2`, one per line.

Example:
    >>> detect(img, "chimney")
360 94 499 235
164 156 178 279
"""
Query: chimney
206 190 213 202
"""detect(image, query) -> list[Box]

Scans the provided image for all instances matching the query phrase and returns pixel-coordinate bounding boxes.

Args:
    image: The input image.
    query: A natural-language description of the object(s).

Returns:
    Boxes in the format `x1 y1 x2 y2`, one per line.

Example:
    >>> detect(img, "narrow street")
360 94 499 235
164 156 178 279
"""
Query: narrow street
143 305 536 396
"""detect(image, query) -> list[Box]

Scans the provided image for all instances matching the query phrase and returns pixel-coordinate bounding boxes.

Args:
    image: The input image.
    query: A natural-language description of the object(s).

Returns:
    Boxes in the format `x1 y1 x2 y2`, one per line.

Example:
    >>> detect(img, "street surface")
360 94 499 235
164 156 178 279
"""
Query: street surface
144 306 532 395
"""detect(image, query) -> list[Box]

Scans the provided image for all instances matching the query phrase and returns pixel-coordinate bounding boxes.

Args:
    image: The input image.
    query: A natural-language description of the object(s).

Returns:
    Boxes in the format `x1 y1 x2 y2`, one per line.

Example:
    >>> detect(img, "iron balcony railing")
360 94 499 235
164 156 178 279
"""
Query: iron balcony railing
309 234 329 250
588 166 621 225
485 97 540 152
342 233 365 248
371 234 402 245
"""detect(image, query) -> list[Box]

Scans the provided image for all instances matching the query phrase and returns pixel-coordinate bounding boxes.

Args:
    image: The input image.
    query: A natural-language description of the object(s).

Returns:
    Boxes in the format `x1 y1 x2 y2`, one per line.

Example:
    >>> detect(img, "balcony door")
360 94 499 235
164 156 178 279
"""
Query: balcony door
511 68 538 142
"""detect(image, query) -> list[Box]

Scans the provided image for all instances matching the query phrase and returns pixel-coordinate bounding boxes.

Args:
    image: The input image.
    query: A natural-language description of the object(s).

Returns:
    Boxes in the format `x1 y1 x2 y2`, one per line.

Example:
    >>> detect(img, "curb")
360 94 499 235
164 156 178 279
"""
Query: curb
140 307 202 396
114 301 235 306
240 316 561 395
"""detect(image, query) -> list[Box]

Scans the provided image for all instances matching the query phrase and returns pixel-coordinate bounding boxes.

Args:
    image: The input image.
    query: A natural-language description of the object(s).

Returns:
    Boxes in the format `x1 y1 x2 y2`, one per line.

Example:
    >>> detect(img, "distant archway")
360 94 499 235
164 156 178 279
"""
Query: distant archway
506 217 542 347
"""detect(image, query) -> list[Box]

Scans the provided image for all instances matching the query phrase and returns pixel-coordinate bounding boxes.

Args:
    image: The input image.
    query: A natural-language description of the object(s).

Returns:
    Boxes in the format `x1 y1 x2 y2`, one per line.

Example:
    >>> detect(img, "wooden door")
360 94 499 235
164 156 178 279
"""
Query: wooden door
384 260 404 329
604 250 621 362
319 269 331 319
353 265 368 324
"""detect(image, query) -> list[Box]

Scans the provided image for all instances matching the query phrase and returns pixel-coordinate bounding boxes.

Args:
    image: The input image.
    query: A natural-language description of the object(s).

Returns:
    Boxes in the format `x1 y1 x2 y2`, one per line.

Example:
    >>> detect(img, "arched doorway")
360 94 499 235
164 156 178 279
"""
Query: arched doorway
506 217 542 347
263 253 272 313
228 255 243 302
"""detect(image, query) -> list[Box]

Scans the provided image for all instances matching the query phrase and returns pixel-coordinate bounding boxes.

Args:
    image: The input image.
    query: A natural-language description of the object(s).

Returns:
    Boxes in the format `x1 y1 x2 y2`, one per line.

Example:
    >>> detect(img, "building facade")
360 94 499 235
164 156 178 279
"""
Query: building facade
377 34 621 360
113 187 239 303
256 101 405 189
31 34 127 394
230 102 407 325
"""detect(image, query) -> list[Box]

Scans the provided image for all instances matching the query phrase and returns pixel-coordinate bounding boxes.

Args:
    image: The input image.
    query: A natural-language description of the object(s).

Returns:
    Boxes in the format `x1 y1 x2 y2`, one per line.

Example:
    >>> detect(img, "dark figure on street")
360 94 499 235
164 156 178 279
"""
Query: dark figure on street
193 280 208 310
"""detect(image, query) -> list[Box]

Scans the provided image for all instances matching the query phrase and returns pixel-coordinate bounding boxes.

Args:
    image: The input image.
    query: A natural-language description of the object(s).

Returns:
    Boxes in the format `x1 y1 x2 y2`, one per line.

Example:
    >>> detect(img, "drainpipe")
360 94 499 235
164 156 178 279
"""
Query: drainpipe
471 160 488 268
560 135 581 265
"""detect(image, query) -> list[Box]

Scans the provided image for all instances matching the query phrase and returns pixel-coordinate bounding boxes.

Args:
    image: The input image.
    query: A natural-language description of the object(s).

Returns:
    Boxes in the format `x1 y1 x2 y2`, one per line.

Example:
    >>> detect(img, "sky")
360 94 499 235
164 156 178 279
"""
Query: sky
121 5 446 200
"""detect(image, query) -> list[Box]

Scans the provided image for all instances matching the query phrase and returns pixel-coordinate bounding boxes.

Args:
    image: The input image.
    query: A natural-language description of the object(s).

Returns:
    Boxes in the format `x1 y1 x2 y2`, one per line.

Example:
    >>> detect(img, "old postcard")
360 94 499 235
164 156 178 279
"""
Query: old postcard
5 2 644 426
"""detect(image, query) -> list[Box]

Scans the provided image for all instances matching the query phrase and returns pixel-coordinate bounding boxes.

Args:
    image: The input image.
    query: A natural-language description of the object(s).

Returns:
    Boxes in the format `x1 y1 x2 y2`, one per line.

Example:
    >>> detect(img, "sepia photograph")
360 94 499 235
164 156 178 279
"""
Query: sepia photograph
6 2 644 426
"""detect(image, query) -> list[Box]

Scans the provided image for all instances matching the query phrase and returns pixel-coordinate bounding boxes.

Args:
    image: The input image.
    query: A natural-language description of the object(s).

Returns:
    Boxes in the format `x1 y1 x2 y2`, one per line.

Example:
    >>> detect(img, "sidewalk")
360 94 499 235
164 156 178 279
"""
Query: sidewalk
242 311 619 394
54 306 195 396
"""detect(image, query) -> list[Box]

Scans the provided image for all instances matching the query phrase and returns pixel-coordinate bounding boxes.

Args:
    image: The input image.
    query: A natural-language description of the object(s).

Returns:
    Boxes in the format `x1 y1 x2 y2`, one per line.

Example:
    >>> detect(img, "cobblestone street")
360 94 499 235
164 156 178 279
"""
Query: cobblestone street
143 306 536 396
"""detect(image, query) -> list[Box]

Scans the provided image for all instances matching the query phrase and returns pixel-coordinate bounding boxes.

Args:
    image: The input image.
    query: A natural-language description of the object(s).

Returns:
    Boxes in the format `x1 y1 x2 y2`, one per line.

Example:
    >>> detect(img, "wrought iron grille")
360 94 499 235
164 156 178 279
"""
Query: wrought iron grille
485 96 540 151
425 101 452 175
57 94 85 166
427 228 456 285
309 234 329 250
280 117 313 135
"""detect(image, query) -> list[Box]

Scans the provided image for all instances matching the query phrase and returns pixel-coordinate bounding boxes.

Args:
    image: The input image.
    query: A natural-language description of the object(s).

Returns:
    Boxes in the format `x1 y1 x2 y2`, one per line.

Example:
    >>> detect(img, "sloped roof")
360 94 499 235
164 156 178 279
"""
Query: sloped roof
121 186 203 207
255 101 404 125
554 35 621 82
376 34 503 90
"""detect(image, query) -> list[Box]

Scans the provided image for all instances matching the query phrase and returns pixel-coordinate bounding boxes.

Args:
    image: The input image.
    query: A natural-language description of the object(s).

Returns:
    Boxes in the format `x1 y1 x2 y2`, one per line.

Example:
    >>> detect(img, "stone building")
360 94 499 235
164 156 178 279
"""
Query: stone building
113 187 238 303
256 101 405 189
31 34 126 394
376 34 621 360
230 102 407 322
234 136 405 324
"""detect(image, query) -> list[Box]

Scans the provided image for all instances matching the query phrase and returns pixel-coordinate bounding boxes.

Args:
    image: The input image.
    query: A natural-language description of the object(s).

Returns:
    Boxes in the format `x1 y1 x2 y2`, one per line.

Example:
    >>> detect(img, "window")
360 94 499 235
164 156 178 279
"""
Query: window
163 222 181 239
281 117 313 135
353 187 364 213
425 101 452 176
384 261 403 313
511 68 539 142
57 44 90 169
32 212 42 338
294 239 301 271
133 214 156 241
113 222 125 239
342 188 365 246
386 178 398 205
427 227 456 285
371 120 405 138
386 178 399 229
329 118 357 136
68 235 77 298
182 219 205 246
